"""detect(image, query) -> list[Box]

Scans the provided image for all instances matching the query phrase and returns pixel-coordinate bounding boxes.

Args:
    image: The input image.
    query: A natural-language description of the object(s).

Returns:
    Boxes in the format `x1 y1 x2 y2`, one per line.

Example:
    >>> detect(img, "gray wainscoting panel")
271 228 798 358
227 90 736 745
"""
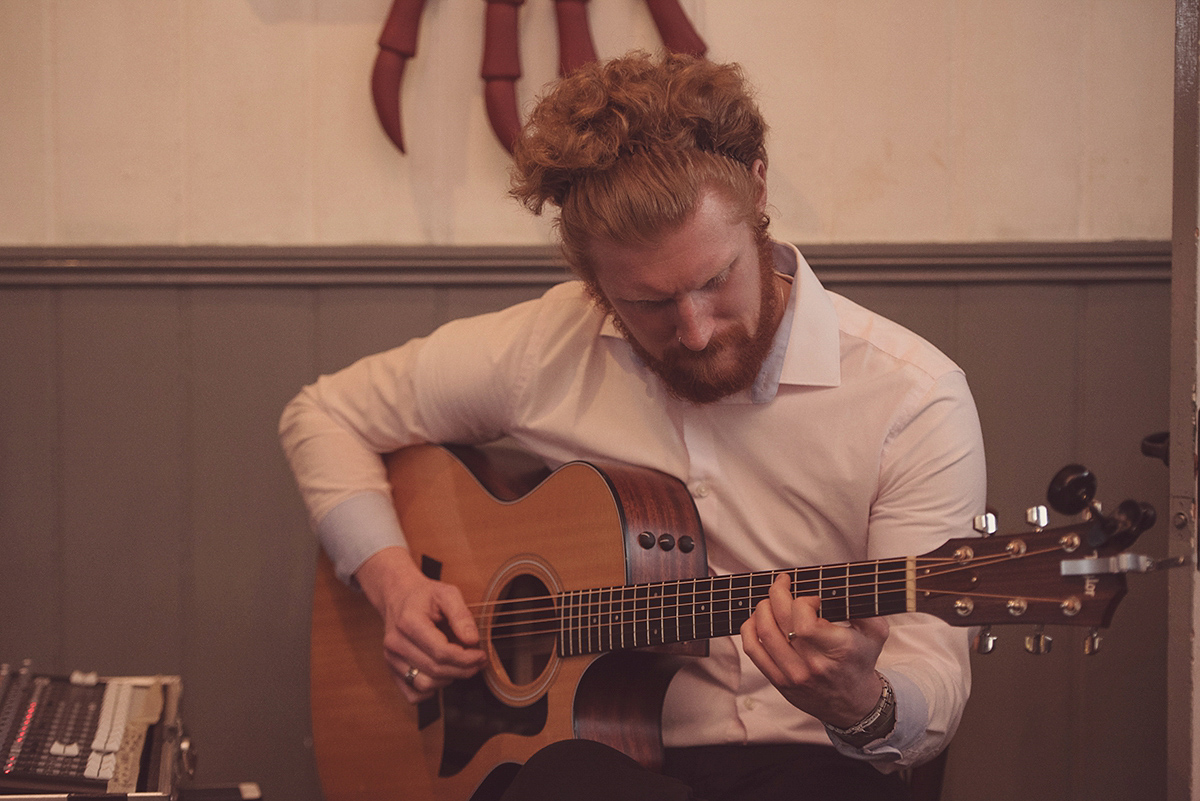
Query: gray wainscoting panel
314 286 445 374
1072 280 1170 801
1 289 61 666
57 287 189 676
185 287 322 800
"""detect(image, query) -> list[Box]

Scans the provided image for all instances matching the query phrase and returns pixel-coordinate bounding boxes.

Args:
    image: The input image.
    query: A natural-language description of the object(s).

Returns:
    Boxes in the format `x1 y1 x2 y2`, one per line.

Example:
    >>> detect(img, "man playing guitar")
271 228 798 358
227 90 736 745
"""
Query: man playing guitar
281 51 986 801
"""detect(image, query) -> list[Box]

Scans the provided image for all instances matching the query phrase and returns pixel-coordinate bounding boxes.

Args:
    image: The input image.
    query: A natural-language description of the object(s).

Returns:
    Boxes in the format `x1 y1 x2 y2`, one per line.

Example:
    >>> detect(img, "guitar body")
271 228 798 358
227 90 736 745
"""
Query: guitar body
311 444 709 801
311 446 1153 801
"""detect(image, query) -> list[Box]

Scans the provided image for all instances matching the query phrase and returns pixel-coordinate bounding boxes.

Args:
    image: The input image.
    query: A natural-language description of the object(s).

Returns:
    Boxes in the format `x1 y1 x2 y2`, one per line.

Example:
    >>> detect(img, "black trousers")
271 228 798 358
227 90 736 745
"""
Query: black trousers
497 740 912 801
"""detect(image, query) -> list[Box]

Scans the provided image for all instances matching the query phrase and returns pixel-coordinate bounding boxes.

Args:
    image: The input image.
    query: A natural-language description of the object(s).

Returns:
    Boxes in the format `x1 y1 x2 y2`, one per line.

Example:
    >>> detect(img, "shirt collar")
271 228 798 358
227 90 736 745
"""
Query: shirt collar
774 242 842 390
746 242 841 402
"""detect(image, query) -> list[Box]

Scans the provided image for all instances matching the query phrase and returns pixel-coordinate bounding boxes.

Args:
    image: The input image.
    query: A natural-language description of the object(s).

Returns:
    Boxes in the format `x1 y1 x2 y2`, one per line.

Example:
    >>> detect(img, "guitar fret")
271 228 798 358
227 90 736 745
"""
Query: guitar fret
591 588 603 654
677 578 696 642
595 586 606 652
847 562 878 619
816 564 848 622
873 561 881 617
661 579 680 645
792 568 820 597
599 585 613 652
611 586 620 650
557 590 566 656
877 559 910 616
585 586 597 655
557 589 572 657
558 589 568 657
637 584 650 647
709 576 733 637
731 574 751 634
647 583 662 646
574 589 585 656
749 571 774 623
621 585 635 650
604 587 614 649
576 589 585 653
695 580 712 640
575 588 585 655
575 588 586 655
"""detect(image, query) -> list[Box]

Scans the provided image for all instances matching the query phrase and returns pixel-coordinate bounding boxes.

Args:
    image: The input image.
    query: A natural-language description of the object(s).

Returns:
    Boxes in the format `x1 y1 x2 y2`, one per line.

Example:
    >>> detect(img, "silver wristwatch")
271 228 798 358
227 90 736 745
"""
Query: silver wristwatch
826 671 897 748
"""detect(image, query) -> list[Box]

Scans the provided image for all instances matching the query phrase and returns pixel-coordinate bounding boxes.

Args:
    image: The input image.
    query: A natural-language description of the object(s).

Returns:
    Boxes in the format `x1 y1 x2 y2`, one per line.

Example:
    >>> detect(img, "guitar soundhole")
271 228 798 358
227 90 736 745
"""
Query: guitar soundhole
493 574 557 687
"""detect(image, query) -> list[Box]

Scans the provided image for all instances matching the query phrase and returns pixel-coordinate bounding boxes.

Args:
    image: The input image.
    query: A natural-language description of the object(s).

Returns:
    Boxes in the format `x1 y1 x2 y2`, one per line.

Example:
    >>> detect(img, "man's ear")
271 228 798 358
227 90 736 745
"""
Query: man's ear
751 159 768 213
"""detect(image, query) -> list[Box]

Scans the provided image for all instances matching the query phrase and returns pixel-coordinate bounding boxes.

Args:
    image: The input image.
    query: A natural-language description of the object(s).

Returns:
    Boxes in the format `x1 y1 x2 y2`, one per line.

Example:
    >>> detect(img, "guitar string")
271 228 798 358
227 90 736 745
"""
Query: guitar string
468 564 913 620
470 547 1071 627
468 547 1064 620
471 546 1083 644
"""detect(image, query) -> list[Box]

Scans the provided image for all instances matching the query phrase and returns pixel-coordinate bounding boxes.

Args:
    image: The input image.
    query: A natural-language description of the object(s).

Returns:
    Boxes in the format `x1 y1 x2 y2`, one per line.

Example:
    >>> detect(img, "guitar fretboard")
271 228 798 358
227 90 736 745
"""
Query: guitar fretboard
556 558 913 657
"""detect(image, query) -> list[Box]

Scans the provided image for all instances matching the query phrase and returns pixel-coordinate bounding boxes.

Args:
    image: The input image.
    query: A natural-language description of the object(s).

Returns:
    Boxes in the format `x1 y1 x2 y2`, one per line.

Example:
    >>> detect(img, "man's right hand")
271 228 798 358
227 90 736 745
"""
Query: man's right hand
353 546 488 703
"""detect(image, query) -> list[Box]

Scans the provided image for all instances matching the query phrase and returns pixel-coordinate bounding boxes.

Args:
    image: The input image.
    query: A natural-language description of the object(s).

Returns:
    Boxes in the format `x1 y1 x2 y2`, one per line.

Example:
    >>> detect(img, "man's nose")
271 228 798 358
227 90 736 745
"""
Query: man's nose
676 295 714 351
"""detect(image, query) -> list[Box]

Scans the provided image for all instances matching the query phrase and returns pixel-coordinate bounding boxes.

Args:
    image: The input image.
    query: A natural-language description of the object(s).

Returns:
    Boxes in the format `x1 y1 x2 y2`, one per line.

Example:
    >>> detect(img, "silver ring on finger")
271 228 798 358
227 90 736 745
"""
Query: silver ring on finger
403 666 420 688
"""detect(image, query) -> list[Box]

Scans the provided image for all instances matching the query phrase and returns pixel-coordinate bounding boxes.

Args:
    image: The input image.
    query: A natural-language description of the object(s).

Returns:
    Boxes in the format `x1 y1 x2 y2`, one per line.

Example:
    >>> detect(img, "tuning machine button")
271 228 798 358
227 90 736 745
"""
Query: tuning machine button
1084 628 1102 656
1025 625 1053 655
1047 464 1097 516
1025 505 1048 530
974 626 997 655
972 513 997 536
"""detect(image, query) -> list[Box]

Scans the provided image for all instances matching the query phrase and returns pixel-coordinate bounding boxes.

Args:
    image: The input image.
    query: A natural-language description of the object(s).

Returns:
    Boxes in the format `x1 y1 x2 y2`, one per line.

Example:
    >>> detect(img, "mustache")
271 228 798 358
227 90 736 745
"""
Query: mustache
661 331 736 366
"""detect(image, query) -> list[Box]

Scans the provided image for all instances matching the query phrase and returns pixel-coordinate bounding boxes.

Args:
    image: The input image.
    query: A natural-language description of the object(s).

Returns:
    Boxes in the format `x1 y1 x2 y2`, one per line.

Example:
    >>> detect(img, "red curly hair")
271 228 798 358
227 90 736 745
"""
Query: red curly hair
510 51 770 279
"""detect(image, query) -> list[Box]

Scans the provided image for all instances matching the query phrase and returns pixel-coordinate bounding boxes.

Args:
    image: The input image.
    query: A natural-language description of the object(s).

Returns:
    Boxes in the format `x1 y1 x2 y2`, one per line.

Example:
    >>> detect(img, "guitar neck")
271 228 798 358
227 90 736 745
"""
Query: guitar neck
555 558 912 657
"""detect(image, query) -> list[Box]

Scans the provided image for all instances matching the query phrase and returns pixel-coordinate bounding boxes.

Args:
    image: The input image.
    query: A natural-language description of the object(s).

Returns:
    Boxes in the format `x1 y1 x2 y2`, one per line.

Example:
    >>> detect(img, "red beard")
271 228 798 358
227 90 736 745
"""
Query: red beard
607 239 784 404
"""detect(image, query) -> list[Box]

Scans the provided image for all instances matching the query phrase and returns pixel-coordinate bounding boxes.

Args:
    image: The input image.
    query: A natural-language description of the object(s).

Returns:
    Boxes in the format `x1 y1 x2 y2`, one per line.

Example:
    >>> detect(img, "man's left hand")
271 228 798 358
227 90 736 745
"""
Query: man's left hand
741 572 890 728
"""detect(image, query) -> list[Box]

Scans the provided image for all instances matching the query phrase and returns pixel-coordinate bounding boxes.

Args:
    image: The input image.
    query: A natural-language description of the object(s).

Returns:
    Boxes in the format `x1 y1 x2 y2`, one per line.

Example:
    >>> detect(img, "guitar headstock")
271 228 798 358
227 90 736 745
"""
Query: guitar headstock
914 520 1127 630
913 464 1172 655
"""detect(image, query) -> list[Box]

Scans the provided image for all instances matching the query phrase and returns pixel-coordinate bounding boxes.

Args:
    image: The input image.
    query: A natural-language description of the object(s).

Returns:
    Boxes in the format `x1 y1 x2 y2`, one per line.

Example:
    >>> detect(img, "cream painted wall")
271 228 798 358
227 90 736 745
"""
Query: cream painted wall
0 0 1176 247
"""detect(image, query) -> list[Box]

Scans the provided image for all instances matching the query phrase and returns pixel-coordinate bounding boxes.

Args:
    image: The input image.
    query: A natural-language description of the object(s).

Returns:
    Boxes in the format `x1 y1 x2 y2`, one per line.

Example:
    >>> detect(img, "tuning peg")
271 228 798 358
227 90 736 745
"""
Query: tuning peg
1046 464 1097 516
1025 505 1048 531
974 626 997 655
1084 628 1102 656
973 512 997 536
1111 499 1158 539
1025 625 1053 655
1080 498 1159 550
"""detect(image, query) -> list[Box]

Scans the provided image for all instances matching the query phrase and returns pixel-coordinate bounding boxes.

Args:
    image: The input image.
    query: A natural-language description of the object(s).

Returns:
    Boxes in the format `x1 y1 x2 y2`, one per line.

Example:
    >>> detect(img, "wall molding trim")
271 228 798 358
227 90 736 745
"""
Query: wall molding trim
0 240 1170 287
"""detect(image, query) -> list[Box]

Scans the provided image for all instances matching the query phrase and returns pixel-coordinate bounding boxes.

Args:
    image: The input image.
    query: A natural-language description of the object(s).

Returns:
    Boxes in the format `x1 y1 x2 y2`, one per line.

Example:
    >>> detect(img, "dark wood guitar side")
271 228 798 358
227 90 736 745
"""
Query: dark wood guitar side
310 444 1143 801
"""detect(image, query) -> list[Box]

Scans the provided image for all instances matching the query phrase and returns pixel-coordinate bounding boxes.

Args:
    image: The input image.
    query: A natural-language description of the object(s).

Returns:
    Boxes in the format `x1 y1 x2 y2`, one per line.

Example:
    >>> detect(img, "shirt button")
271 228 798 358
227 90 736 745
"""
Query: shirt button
693 484 710 498
743 698 756 711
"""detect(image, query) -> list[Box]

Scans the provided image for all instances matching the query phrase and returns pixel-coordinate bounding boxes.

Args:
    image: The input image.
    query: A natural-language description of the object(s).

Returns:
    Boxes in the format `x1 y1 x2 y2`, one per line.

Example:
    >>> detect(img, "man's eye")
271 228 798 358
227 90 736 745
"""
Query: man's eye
706 270 731 290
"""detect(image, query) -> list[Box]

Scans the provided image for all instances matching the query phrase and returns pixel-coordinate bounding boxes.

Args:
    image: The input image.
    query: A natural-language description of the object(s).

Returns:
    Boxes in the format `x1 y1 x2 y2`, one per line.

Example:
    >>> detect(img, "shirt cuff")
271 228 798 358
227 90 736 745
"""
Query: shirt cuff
316 491 407 585
826 669 927 764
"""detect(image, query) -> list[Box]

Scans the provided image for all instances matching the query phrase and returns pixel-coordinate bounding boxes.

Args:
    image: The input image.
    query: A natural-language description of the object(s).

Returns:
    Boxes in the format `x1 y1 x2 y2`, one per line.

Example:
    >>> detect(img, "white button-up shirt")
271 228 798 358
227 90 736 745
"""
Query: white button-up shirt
280 244 986 771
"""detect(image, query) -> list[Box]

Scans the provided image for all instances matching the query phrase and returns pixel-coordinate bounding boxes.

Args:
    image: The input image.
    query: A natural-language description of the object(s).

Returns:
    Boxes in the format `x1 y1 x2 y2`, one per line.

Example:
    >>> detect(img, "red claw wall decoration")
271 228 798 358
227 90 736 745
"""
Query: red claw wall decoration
370 0 707 156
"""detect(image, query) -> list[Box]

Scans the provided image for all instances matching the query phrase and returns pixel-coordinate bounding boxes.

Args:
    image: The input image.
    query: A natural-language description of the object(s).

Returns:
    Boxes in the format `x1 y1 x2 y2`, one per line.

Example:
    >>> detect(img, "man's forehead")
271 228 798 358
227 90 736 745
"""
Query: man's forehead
586 193 751 295
592 243 741 301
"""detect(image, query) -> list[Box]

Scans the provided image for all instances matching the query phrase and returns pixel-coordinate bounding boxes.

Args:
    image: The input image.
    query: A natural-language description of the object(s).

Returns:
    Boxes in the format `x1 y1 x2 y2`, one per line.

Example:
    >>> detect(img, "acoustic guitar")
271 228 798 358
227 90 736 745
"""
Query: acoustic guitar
310 443 1158 801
